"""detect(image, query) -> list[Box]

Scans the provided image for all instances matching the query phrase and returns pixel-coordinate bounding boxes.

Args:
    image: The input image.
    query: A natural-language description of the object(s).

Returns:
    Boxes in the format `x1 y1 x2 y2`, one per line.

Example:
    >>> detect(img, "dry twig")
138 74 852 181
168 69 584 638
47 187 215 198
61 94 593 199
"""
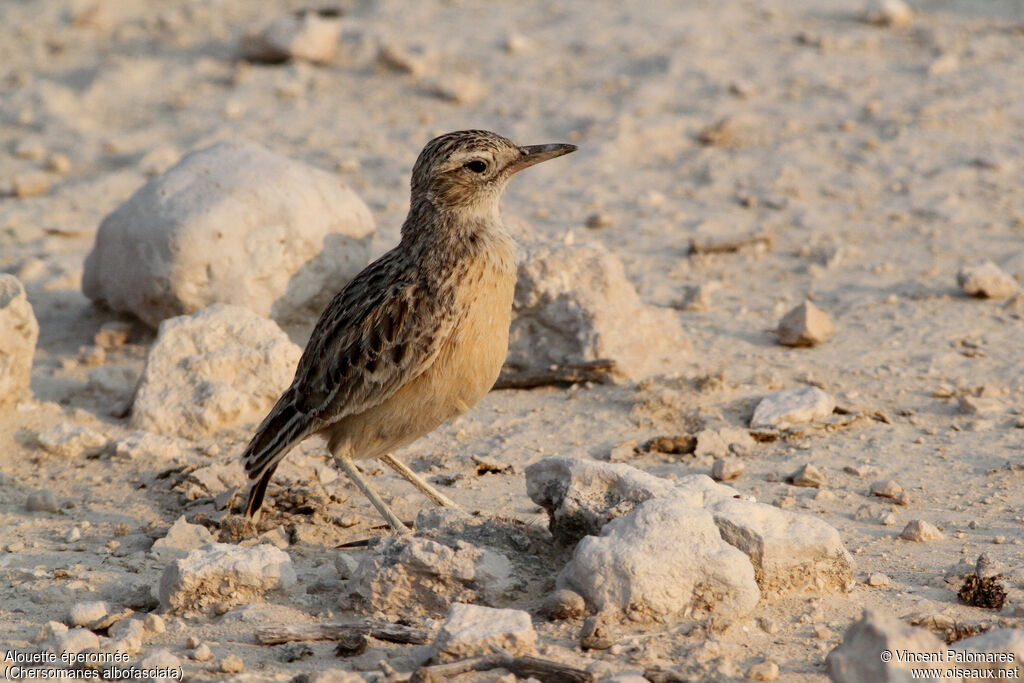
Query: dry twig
254 621 431 646
494 359 617 390
410 653 593 683
689 232 772 255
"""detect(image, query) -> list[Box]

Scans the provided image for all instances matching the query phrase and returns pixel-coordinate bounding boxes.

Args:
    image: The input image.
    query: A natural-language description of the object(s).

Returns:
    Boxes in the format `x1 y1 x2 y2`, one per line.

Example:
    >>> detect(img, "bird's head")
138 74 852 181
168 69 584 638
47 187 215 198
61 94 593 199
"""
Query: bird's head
409 130 576 219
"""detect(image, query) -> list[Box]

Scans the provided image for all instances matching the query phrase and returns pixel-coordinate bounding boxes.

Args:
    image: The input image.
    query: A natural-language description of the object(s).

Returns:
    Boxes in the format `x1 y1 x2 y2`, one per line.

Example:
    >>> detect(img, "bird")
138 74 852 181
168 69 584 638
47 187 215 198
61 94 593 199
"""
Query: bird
241 130 576 533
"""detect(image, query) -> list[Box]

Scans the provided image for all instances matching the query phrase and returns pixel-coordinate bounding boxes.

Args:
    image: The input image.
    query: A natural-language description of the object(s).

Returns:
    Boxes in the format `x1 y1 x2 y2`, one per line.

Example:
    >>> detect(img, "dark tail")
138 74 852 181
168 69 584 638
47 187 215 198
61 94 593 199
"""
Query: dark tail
241 389 311 517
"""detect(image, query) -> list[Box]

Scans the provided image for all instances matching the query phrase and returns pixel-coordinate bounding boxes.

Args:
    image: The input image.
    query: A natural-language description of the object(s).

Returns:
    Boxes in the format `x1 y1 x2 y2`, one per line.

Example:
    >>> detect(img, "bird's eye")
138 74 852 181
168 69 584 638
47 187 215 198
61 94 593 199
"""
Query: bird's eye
464 160 488 173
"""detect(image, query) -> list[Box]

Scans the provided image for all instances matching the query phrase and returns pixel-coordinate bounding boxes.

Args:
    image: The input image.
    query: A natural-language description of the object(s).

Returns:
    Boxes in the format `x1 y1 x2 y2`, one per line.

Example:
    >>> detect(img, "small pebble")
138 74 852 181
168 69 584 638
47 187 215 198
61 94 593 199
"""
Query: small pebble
144 613 165 634
777 301 834 347
192 643 213 662
220 655 244 673
746 659 780 682
186 636 200 649
585 212 613 229
68 601 108 627
711 458 744 481
957 262 1018 299
14 140 46 160
865 0 913 27
867 573 891 587
870 480 903 499
814 626 834 640
900 519 943 542
47 153 72 174
65 527 82 543
580 615 615 650
13 172 51 198
26 489 60 513
541 589 586 620
787 463 826 488
679 283 714 312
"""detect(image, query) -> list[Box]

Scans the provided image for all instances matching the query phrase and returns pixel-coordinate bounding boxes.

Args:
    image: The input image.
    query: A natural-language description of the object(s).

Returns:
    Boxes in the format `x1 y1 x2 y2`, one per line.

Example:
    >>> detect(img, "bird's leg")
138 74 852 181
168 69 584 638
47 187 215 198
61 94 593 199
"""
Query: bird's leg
332 450 411 534
380 452 459 508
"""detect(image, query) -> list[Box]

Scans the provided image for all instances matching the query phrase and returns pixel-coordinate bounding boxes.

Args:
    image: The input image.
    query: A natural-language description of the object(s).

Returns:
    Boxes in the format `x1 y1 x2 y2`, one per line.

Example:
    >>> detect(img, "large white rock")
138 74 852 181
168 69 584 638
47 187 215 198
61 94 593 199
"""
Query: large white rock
559 498 760 624
131 304 301 439
344 536 513 616
826 610 953 683
82 140 374 328
0 274 38 407
526 456 737 544
508 241 690 379
158 542 296 615
711 498 854 593
951 629 1024 678
750 386 836 430
431 603 537 662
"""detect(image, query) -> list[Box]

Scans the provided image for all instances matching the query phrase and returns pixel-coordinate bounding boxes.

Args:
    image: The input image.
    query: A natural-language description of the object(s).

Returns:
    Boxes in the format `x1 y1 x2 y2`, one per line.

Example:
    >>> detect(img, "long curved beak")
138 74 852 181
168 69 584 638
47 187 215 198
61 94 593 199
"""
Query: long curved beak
507 142 577 174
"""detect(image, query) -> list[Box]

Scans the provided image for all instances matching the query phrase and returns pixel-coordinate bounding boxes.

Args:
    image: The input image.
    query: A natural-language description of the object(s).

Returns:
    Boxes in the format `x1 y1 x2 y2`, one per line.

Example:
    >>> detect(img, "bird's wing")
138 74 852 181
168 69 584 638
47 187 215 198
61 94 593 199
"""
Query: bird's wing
241 248 454 513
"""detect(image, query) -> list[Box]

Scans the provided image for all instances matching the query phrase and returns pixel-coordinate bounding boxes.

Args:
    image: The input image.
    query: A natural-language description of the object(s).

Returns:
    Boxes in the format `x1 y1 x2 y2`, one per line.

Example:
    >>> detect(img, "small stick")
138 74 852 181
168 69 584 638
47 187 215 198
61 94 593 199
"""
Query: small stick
254 622 431 646
494 359 618 390
689 232 772 255
411 653 594 683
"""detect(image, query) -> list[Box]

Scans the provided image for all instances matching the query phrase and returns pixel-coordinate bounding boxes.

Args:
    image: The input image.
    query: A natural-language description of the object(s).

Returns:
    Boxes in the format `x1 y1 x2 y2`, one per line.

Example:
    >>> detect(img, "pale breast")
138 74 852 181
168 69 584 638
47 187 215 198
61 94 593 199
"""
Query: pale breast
328 239 515 459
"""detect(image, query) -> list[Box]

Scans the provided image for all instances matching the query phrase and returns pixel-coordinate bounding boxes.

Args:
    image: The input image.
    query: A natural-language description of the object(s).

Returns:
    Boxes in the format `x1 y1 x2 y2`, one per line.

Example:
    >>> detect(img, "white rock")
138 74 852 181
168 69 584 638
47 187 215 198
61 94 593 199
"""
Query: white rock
0 275 38 406
525 456 737 544
377 41 435 76
957 262 1018 299
711 498 854 594
108 617 145 641
826 610 951 682
130 304 301 439
67 600 109 627
241 9 342 64
143 613 166 634
750 386 836 430
13 172 50 198
344 536 513 616
86 365 137 396
151 516 215 561
865 0 913 27
694 427 755 458
508 241 690 379
711 458 745 481
950 629 1024 678
899 520 943 542
432 603 537 662
35 422 107 457
158 542 296 615
139 649 181 680
559 498 760 624
40 627 99 655
112 431 188 461
777 300 835 347
82 140 374 328
425 75 487 105
192 644 213 662
26 489 60 513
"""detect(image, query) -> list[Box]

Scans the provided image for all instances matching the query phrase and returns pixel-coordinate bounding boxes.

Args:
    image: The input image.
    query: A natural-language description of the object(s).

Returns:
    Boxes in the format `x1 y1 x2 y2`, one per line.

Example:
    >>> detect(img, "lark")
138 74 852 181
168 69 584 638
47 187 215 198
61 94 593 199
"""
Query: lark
241 130 576 532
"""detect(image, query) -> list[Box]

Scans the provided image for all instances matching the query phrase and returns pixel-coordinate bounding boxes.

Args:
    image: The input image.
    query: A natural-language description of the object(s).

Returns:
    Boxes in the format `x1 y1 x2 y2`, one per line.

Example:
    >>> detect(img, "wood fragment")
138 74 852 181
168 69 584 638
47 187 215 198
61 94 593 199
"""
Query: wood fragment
254 621 431 646
494 359 618 390
410 653 594 683
689 232 772 256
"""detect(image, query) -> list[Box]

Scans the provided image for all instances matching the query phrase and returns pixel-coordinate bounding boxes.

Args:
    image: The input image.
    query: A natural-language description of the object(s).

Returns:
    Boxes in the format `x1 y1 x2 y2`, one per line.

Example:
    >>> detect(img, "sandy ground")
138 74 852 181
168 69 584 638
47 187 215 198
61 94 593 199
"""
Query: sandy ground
1 0 1023 680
